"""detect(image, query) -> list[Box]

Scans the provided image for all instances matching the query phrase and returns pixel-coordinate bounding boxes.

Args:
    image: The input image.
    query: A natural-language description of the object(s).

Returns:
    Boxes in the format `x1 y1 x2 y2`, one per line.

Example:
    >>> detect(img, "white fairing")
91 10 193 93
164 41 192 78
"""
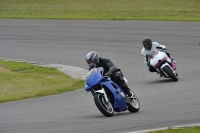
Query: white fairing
150 51 168 67
150 51 174 74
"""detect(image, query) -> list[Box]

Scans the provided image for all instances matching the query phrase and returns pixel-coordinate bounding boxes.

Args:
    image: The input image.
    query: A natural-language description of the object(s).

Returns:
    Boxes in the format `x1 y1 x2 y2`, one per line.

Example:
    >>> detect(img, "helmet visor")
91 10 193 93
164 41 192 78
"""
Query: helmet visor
144 44 151 50
87 60 95 67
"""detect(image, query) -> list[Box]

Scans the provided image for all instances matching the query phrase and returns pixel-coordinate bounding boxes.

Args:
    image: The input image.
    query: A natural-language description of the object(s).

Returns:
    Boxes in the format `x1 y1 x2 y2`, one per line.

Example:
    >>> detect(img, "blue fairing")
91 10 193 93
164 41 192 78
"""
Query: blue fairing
85 67 128 112
100 80 128 112
85 71 103 91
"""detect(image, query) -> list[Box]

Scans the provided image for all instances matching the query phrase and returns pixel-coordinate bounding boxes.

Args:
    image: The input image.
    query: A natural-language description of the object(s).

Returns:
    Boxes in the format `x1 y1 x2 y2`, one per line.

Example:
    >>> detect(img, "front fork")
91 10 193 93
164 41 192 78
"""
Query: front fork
90 86 109 103
160 62 177 76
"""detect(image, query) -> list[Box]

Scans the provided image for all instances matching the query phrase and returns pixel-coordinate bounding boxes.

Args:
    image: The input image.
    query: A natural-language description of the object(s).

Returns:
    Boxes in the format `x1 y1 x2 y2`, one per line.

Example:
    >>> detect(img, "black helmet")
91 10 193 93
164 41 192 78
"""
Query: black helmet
86 51 99 67
143 37 152 50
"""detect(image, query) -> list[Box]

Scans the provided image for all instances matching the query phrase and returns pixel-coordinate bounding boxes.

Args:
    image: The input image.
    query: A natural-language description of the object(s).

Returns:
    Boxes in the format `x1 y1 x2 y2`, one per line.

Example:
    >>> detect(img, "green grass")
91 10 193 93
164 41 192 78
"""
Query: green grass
0 0 200 21
0 60 85 103
149 126 200 133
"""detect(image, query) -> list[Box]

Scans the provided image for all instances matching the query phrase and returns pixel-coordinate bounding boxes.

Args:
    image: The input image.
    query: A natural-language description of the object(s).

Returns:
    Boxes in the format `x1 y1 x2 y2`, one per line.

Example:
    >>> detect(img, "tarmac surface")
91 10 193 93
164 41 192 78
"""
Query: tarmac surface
0 19 200 133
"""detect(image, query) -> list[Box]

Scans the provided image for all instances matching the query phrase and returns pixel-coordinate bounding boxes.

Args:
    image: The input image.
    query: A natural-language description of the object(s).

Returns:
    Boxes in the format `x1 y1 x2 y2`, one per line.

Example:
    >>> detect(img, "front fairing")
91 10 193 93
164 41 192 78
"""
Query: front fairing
85 67 104 91
150 51 167 67
85 72 103 91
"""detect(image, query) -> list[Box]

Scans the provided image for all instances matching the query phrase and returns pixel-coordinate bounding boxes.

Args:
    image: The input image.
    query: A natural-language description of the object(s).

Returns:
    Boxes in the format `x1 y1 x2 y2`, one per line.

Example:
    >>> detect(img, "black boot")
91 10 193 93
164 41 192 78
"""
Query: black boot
121 85 133 98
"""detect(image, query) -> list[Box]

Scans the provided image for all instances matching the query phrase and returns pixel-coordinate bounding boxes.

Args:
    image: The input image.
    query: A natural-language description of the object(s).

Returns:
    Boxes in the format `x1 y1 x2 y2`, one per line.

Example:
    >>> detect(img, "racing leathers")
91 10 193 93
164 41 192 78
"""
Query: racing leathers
141 42 171 72
89 57 133 97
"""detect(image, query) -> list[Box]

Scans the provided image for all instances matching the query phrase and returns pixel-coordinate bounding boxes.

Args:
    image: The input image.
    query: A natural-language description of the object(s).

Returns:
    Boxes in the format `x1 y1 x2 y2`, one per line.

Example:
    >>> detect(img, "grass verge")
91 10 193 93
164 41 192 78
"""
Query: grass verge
0 0 200 21
149 126 200 133
0 60 85 103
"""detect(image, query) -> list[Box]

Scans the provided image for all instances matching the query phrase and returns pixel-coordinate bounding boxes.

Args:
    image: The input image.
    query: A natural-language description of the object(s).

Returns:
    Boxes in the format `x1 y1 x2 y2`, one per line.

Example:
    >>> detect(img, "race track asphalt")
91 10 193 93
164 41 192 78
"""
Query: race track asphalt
0 19 200 133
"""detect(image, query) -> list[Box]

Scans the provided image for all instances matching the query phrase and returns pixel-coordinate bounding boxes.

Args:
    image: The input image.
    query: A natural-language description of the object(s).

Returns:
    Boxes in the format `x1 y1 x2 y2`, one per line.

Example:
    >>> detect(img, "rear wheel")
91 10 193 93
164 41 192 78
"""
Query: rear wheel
94 93 114 117
163 66 178 81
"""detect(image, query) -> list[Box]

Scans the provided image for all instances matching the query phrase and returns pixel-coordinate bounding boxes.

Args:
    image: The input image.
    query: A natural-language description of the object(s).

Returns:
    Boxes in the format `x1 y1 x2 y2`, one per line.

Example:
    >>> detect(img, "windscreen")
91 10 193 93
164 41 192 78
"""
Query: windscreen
86 67 104 79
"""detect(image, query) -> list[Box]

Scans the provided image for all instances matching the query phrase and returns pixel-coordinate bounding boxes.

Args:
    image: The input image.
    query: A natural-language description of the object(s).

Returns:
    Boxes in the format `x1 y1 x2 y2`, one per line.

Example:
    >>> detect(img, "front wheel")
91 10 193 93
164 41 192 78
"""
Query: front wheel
94 93 114 117
126 91 140 113
162 66 178 82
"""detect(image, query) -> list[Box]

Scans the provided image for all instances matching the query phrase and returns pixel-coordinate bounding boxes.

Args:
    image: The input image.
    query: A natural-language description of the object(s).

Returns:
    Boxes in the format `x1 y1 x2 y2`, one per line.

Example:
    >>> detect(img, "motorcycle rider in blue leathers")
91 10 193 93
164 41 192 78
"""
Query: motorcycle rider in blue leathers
86 51 134 99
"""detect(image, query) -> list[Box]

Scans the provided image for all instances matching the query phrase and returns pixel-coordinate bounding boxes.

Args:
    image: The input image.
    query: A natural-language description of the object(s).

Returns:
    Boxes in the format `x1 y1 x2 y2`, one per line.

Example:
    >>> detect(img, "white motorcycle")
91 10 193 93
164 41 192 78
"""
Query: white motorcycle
148 50 178 82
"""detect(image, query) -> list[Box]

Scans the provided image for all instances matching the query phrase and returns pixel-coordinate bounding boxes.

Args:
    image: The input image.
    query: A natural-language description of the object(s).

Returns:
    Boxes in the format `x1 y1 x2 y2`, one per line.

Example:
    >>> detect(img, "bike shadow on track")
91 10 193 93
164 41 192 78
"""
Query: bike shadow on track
145 78 179 84
82 111 140 119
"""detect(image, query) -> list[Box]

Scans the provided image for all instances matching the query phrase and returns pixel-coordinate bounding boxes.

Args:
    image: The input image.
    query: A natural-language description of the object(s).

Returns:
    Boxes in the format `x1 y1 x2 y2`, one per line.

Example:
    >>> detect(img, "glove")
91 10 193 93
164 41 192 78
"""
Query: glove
104 71 112 76
148 67 154 72
148 66 156 72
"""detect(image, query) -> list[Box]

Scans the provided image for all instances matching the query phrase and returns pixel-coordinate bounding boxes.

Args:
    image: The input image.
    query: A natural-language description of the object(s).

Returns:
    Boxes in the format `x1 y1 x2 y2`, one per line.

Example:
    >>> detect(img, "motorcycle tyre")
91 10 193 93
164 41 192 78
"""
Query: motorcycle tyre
94 93 114 117
163 66 178 82
126 97 140 113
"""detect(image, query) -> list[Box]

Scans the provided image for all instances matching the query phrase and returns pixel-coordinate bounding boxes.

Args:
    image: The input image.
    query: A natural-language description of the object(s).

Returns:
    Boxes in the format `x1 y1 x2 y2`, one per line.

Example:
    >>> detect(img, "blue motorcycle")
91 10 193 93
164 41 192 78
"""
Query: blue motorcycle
85 67 140 117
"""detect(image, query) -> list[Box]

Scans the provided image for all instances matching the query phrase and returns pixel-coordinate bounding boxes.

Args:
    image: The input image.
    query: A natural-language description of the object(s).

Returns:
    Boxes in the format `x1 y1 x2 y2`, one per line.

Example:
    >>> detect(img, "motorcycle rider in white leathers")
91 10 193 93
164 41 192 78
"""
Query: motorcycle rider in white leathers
141 37 175 73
